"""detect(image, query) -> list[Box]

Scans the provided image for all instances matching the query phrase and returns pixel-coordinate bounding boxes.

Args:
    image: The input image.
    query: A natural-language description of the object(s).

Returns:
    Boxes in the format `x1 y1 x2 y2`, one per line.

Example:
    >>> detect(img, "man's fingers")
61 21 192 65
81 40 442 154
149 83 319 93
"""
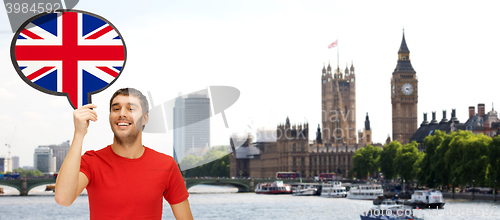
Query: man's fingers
80 103 97 110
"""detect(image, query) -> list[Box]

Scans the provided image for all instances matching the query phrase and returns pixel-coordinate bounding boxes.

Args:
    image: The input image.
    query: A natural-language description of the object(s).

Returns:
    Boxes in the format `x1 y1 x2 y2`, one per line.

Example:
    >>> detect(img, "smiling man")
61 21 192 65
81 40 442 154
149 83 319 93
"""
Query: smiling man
55 88 193 220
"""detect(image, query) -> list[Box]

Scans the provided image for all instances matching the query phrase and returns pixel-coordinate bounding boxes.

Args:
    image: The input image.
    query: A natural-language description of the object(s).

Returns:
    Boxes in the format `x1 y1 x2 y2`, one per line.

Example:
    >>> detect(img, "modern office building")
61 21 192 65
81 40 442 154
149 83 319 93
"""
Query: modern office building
0 157 12 173
173 95 186 163
11 156 19 170
173 92 211 163
42 140 70 172
34 146 56 174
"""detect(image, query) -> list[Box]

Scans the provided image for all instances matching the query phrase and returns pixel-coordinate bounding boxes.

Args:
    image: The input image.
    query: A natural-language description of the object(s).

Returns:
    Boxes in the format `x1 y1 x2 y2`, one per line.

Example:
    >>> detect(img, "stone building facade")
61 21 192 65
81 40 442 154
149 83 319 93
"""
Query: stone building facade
229 60 374 178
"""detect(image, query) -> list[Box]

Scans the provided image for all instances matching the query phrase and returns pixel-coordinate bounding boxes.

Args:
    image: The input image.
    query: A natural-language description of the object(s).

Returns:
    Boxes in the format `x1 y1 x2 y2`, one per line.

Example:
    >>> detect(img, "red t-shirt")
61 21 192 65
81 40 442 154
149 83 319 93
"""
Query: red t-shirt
80 145 189 220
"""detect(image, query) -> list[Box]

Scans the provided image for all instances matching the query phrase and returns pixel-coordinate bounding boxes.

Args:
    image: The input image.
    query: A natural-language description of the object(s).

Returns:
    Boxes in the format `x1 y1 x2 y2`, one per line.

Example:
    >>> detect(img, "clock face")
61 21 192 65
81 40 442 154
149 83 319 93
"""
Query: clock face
402 83 413 95
351 78 354 82
392 84 395 95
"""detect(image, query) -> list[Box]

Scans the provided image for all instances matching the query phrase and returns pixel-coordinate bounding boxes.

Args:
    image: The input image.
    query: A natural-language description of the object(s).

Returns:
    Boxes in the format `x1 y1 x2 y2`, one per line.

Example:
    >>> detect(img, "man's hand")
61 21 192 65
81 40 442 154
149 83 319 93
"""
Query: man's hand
73 104 98 135
55 104 95 206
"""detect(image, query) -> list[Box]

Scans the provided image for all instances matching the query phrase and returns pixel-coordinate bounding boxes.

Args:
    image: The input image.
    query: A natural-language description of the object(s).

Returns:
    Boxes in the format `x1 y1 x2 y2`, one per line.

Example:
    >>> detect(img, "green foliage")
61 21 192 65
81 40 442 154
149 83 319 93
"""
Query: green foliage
12 168 44 177
351 144 381 179
374 130 499 189
417 130 445 187
488 136 500 187
181 146 230 177
444 130 490 186
393 141 422 182
379 141 402 180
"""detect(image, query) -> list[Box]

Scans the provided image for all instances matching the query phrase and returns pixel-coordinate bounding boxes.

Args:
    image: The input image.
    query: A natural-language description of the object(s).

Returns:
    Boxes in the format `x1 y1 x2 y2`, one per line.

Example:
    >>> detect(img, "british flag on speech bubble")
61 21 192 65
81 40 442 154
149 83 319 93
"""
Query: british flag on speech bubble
11 10 126 109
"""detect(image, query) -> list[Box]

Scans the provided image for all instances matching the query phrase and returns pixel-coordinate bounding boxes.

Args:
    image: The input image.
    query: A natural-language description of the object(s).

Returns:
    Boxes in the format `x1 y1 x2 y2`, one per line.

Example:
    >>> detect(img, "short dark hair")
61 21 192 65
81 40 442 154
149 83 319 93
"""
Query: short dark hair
109 88 149 114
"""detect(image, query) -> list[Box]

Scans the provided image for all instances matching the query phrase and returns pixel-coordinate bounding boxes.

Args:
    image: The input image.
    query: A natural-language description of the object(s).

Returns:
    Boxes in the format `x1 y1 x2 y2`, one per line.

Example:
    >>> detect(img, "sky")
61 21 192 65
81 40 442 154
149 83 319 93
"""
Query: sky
0 0 500 167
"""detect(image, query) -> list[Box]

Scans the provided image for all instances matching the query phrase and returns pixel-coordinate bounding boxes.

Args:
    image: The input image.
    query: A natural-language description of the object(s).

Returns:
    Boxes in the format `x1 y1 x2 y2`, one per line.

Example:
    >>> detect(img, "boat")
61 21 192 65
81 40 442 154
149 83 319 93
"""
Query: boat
347 184 384 200
360 204 424 220
410 189 445 209
292 183 319 196
372 196 386 205
255 181 292 194
45 184 56 192
320 181 347 198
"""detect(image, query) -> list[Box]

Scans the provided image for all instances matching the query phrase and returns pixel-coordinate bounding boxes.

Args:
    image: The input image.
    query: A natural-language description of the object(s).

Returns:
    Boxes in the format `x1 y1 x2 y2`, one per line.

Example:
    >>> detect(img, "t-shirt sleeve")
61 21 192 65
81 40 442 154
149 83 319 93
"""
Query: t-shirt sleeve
79 151 94 184
164 159 189 204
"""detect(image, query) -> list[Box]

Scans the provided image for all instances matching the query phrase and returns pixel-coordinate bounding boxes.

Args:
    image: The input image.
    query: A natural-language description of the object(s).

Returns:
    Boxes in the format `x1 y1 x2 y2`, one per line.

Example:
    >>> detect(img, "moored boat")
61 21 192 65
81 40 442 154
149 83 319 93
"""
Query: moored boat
255 181 292 194
347 184 384 200
292 183 319 196
320 181 347 198
410 189 445 209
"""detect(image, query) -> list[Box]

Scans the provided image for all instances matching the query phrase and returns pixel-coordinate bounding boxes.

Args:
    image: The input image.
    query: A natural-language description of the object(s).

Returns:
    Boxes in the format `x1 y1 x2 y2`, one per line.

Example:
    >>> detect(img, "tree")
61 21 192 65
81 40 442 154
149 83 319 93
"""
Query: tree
488 136 500 188
13 168 43 177
394 141 422 183
351 144 381 179
445 130 490 187
418 130 445 188
379 141 402 180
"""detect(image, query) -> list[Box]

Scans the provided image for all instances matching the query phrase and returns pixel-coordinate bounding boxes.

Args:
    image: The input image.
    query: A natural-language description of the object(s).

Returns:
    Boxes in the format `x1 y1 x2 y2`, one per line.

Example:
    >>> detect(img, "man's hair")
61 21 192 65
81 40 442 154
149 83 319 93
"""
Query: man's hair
109 88 149 114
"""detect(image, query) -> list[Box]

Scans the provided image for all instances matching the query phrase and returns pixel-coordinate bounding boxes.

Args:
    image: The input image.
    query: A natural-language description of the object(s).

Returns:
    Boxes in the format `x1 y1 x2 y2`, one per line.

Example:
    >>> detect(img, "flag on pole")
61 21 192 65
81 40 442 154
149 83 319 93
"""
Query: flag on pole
328 40 338 49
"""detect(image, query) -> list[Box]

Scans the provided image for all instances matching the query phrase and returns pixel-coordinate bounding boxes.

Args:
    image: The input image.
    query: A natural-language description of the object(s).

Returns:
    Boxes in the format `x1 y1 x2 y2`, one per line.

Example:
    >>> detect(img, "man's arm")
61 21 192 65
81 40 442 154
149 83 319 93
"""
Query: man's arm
170 199 194 220
55 104 97 206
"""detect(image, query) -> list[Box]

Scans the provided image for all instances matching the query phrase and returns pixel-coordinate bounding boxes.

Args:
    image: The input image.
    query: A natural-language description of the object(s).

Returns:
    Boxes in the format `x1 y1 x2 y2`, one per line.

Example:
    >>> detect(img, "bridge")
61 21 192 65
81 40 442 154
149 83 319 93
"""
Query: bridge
185 178 315 192
0 178 56 196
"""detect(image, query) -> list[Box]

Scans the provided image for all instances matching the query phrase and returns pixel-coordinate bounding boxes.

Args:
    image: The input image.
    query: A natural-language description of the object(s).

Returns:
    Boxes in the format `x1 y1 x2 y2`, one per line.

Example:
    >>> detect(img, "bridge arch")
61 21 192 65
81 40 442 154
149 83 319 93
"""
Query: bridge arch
0 183 22 194
0 179 56 196
185 179 251 192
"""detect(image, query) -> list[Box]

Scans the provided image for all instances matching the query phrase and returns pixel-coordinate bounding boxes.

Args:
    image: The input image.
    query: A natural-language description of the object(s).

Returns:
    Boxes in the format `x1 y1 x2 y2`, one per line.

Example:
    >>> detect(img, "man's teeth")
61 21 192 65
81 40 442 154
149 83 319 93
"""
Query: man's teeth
118 123 129 126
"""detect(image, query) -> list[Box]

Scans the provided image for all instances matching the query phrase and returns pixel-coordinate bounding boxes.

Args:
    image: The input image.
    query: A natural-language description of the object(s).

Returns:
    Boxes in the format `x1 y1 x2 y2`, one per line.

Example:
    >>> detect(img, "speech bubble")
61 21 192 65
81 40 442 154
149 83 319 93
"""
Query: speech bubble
10 10 126 109
3 0 80 33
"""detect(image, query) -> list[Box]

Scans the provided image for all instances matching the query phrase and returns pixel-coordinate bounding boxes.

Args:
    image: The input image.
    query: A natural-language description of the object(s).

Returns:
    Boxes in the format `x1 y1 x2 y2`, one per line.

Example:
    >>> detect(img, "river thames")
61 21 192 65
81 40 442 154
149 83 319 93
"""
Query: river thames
0 185 499 220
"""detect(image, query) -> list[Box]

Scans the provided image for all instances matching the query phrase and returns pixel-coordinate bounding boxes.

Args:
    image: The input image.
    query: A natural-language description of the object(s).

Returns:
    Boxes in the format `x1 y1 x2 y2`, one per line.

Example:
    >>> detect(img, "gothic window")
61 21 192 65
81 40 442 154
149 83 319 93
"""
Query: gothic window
301 157 305 166
293 157 296 166
292 143 296 152
301 143 305 152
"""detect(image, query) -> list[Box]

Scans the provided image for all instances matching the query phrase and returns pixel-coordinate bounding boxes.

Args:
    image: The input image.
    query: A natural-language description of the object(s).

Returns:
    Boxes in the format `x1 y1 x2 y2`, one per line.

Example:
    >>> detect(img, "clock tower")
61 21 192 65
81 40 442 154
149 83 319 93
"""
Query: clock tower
391 32 418 145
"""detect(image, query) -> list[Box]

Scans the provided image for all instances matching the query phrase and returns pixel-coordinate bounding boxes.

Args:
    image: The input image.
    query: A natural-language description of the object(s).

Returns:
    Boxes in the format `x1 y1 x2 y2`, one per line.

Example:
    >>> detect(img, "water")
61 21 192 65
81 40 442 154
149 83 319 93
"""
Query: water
1 185 499 220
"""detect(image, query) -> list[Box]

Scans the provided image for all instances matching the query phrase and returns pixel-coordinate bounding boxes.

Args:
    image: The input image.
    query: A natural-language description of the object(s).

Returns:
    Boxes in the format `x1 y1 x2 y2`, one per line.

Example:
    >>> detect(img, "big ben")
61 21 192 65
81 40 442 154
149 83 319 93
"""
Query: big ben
391 32 418 145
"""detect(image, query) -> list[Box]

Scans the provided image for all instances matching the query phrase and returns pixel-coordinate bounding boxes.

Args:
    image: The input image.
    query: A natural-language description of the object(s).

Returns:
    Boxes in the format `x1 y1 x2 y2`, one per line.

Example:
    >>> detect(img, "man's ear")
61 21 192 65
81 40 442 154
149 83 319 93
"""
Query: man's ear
142 112 149 126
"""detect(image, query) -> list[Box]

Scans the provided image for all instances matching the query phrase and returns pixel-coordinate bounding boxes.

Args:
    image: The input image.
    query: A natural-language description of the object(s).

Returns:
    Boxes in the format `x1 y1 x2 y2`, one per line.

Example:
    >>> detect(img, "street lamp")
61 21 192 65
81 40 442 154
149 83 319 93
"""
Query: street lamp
472 179 475 200
495 180 497 202
452 179 455 199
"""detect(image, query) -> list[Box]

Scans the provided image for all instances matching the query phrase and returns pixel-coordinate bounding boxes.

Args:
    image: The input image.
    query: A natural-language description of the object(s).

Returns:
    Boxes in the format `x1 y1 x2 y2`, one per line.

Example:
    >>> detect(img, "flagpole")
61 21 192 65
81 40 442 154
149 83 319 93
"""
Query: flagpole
337 37 339 68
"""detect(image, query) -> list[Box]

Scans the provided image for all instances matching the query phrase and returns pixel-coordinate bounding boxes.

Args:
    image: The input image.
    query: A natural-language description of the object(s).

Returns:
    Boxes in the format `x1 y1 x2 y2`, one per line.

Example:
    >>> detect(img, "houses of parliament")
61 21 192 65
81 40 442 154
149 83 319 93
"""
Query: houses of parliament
230 33 418 178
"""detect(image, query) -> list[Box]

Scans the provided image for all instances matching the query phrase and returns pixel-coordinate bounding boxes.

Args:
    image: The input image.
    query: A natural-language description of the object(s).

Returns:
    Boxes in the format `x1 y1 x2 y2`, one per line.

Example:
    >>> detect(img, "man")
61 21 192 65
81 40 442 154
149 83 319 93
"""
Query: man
55 88 193 220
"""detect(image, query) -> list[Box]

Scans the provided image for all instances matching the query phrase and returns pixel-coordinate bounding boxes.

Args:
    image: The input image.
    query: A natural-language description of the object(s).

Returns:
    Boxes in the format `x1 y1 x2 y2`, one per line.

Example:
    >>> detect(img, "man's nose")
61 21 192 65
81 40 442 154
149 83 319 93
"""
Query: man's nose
119 108 129 117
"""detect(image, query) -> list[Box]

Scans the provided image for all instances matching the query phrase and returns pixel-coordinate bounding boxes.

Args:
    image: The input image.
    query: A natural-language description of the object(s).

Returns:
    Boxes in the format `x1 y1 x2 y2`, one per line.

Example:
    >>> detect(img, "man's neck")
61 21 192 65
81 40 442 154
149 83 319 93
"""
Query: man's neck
111 137 144 159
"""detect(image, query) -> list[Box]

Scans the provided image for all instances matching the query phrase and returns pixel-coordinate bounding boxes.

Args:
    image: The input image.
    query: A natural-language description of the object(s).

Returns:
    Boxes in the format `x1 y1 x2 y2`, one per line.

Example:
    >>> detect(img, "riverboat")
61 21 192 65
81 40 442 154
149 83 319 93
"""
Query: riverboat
320 181 347 198
410 189 445 209
347 184 384 200
292 183 319 196
255 181 292 194
360 204 424 220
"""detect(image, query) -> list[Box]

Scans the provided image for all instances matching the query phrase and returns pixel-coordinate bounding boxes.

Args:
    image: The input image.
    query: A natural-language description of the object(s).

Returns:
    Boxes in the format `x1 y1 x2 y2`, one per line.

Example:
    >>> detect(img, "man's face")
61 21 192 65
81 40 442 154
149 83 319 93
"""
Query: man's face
109 94 148 142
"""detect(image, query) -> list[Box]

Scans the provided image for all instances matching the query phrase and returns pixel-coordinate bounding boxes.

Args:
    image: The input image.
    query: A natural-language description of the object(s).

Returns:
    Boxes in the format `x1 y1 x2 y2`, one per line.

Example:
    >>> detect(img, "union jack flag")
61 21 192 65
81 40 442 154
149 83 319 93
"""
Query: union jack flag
328 40 337 49
13 11 125 109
